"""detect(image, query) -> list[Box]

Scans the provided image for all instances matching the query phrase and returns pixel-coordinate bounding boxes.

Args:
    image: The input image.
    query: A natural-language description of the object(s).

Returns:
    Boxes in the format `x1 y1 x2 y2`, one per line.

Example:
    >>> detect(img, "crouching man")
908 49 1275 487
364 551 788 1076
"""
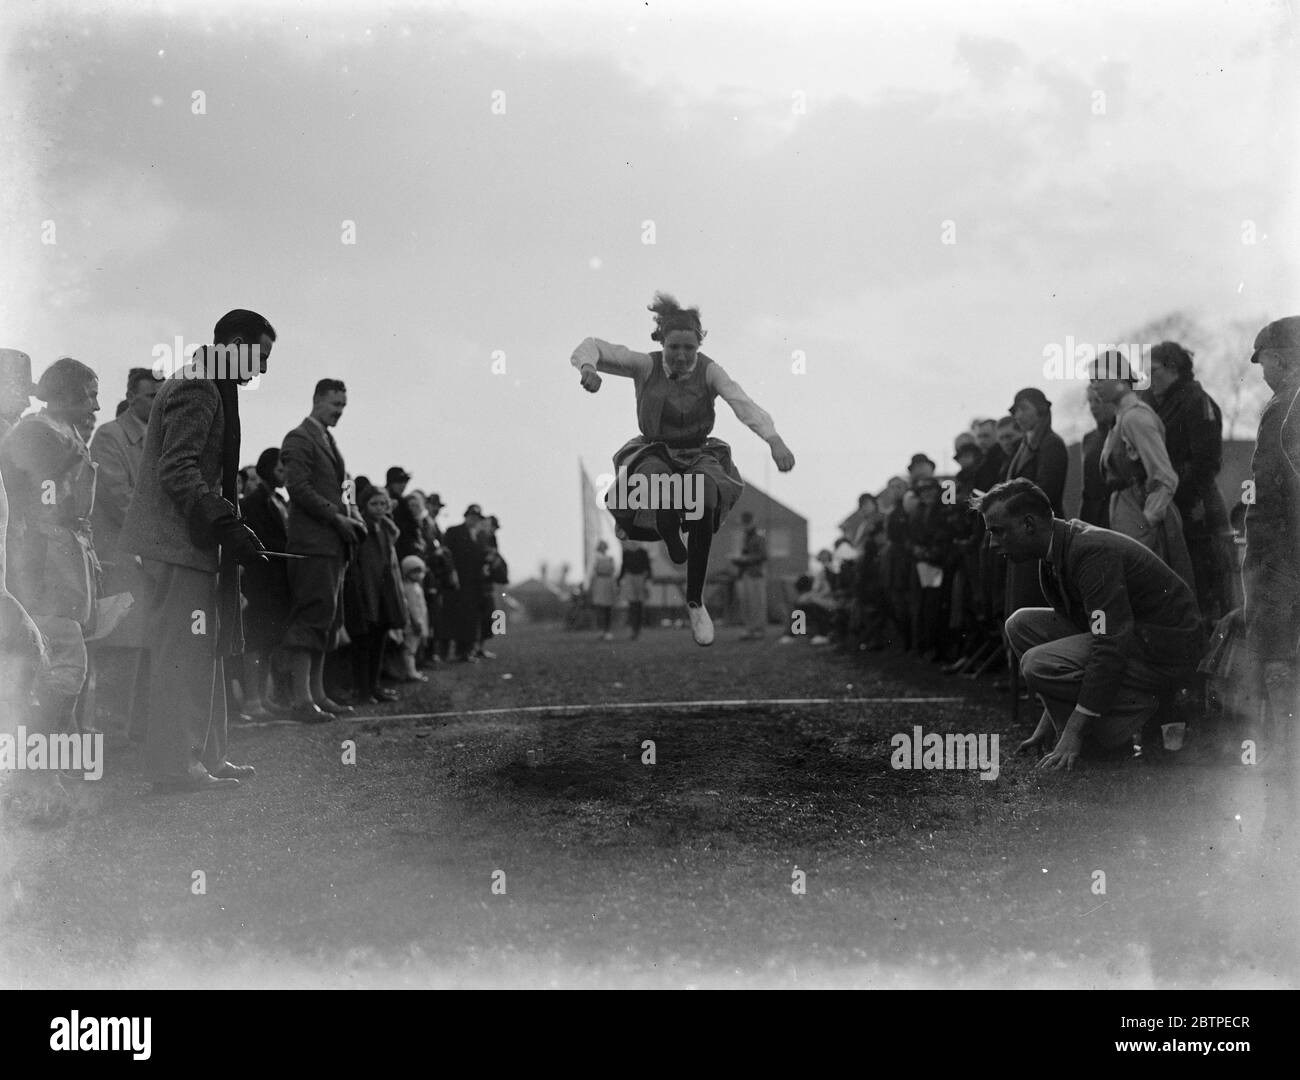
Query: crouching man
978 478 1202 770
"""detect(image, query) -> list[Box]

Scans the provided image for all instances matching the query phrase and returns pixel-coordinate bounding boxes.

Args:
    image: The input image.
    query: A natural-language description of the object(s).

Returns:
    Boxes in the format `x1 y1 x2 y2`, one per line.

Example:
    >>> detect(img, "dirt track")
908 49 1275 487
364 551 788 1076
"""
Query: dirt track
1 621 1296 988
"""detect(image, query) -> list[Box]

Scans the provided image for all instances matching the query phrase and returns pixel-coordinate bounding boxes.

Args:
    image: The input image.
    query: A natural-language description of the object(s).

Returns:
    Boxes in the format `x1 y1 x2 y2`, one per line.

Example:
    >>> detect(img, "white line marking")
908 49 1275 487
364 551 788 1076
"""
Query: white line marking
336 698 966 723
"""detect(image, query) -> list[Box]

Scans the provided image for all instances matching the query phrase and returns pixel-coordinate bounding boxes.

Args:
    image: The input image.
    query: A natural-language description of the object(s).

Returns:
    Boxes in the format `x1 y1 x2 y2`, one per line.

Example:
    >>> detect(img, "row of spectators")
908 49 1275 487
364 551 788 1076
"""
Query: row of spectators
806 342 1240 676
1 322 508 818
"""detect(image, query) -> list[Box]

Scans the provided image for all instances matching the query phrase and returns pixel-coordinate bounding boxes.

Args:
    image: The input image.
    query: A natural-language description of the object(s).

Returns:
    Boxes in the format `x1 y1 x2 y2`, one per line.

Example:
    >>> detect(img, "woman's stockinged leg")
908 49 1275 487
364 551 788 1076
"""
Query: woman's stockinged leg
632 457 688 564
654 506 687 564
685 476 720 605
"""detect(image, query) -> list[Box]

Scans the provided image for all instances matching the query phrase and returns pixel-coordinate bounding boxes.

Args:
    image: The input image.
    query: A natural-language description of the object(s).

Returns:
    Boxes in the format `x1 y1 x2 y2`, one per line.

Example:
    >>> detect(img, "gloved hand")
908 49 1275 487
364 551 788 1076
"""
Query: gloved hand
189 492 268 565
215 518 269 566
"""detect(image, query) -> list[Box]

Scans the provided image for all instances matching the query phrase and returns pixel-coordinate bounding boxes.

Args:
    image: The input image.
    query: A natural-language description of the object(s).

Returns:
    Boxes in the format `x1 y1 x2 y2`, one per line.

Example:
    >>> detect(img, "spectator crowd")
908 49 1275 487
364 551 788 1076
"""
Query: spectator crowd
785 329 1300 767
0 313 509 817
2 313 1299 818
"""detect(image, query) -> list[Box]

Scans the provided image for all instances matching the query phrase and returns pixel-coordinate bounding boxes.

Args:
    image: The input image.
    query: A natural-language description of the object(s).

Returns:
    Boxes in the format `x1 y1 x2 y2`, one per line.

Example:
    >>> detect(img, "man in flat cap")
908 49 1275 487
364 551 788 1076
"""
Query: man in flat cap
1244 316 1300 764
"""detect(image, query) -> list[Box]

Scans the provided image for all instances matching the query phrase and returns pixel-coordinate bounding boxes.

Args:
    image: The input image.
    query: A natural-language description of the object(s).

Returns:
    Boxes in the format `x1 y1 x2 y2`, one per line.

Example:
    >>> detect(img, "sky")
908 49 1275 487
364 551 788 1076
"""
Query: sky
1 0 1296 582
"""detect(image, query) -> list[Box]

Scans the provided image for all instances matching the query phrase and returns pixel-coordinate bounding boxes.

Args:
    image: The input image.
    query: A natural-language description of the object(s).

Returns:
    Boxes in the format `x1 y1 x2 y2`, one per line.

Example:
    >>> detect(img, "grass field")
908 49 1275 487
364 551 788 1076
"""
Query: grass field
1 621 1296 988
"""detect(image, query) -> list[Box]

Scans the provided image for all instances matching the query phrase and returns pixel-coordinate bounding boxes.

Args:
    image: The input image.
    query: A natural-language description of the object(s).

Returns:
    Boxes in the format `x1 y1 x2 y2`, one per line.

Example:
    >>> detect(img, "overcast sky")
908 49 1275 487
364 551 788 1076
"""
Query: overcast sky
2 0 1296 580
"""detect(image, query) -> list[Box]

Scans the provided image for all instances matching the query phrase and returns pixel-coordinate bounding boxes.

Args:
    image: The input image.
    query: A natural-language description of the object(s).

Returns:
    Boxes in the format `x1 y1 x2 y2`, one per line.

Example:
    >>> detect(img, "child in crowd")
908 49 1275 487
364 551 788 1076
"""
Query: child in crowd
399 555 430 682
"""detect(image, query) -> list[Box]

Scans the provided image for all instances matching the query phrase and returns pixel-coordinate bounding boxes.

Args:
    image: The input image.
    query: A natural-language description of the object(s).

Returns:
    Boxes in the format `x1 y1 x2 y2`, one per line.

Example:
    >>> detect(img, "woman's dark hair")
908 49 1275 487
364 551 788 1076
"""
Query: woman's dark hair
255 446 281 489
35 356 96 405
213 309 276 345
1151 341 1194 380
648 292 705 343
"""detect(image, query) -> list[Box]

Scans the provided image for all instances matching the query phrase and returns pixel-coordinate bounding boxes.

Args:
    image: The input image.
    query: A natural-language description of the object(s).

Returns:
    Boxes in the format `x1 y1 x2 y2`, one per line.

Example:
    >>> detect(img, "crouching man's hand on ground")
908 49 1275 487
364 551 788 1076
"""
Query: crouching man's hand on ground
1036 708 1089 771
1037 733 1082 771
1017 710 1055 757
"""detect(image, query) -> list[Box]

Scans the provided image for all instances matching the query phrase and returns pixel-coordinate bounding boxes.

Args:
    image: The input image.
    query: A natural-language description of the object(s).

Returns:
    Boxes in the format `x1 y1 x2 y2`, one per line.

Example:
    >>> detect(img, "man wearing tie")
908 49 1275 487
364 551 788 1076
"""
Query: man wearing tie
979 478 1201 771
280 379 366 721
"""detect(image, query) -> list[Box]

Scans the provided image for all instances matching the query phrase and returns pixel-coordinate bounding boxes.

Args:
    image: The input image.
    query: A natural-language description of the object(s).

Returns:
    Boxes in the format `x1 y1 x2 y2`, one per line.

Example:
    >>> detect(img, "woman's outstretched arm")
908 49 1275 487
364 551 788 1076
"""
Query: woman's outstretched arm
571 338 653 380
707 362 796 471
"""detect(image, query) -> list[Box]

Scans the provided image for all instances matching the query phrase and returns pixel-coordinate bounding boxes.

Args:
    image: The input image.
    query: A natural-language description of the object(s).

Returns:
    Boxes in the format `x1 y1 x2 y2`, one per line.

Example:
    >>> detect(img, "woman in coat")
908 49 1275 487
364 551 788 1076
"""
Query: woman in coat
238 446 292 715
344 484 407 703
1003 387 1069 614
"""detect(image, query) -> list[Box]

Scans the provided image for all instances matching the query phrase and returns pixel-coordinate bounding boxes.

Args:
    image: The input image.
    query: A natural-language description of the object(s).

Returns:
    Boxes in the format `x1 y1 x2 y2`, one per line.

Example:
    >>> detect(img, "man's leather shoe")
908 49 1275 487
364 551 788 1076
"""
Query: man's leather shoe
289 702 331 723
317 697 355 716
211 761 256 780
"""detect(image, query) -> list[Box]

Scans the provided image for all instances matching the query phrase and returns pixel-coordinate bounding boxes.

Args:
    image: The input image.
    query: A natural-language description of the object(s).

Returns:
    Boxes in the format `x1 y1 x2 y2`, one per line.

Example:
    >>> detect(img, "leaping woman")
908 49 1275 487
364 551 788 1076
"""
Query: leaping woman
571 292 795 645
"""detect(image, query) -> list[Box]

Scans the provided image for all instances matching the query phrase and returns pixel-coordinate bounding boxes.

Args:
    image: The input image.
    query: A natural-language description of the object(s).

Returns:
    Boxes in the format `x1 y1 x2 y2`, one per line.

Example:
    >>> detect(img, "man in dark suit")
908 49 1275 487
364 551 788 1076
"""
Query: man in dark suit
280 379 367 720
440 504 489 661
385 465 422 560
980 478 1201 771
118 310 272 793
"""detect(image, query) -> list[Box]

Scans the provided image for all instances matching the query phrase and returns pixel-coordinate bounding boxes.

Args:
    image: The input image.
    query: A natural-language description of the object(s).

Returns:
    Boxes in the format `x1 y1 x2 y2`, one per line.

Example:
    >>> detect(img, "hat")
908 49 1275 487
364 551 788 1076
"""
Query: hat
426 492 444 507
908 453 936 471
400 555 427 576
464 503 483 518
386 466 411 484
0 349 34 396
1251 316 1300 363
1009 387 1052 414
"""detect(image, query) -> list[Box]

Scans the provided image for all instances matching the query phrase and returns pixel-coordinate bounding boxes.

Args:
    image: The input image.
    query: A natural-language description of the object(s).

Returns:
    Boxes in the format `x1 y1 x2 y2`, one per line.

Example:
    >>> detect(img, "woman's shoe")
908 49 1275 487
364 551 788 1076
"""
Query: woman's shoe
686 602 714 646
